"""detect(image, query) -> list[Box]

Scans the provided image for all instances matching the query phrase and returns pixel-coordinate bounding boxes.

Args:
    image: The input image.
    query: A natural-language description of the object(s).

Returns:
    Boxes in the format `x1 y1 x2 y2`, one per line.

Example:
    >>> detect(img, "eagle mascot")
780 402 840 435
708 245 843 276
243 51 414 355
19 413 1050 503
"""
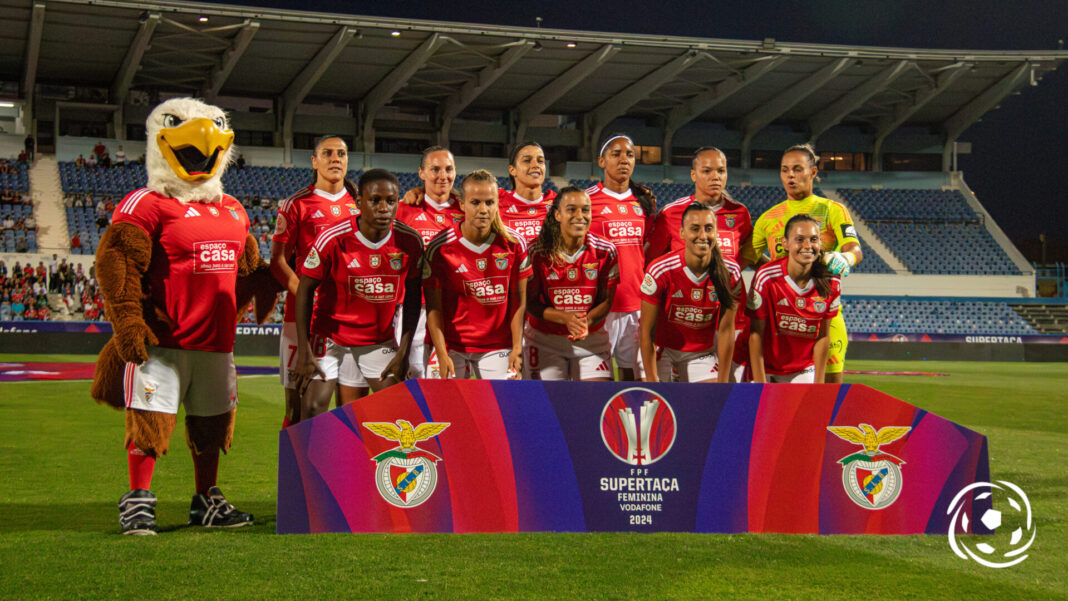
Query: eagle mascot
91 98 279 535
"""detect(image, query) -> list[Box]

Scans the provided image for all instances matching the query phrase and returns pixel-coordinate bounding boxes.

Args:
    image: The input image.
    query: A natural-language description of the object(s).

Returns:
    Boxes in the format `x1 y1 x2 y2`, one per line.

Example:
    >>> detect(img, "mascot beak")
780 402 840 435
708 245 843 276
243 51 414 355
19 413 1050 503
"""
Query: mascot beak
156 118 234 182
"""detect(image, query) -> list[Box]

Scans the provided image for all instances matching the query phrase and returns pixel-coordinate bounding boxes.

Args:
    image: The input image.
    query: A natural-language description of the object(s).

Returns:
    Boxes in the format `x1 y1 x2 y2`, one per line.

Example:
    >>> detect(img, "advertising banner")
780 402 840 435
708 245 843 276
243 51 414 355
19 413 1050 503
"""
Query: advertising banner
277 381 989 535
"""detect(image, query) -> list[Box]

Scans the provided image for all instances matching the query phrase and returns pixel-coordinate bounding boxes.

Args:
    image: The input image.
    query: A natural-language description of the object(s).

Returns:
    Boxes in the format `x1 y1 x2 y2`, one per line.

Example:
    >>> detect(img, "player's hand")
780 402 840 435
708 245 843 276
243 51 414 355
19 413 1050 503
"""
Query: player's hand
437 353 455 379
294 348 325 397
822 251 853 277
381 353 407 386
564 311 588 340
507 348 522 379
114 321 158 364
402 187 425 206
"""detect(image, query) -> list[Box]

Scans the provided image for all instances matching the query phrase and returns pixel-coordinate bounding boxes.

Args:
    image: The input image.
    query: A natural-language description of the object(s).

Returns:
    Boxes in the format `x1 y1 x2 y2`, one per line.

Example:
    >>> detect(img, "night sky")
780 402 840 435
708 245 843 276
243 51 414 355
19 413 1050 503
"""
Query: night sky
231 0 1067 258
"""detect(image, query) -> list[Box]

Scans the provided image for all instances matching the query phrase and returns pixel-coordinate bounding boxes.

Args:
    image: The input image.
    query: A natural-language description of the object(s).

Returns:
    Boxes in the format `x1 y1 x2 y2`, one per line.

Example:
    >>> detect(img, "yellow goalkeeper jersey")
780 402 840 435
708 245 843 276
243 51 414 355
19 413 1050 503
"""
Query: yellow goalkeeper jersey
749 194 859 263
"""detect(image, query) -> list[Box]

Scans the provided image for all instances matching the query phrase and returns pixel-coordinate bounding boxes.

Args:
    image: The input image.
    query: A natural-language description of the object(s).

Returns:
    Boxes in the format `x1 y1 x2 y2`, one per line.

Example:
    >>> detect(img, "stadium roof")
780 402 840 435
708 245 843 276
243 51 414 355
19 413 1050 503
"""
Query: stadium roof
2 0 1066 165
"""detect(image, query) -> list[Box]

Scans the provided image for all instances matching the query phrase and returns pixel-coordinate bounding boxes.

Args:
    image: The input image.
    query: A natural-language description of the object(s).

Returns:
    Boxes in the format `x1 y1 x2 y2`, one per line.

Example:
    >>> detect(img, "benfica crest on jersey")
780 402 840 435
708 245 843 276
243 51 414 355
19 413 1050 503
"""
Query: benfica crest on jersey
814 300 827 313
388 252 404 271
229 208 240 220
583 263 599 280
363 420 450 508
725 214 736 229
493 252 509 271
827 424 911 510
631 204 642 216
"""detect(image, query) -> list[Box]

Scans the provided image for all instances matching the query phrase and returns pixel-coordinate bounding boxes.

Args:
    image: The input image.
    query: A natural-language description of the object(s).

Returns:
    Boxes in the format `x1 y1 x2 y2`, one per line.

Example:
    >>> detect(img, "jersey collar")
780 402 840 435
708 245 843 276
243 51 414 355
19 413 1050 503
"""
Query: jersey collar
598 183 634 201
313 187 348 202
683 265 709 285
459 231 495 254
424 194 455 211
355 228 393 250
784 273 815 295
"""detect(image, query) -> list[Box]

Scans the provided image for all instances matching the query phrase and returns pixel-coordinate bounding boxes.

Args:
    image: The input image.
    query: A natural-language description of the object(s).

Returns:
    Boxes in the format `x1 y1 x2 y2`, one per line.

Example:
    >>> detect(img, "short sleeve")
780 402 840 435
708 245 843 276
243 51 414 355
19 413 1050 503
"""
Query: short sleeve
111 190 160 237
750 215 769 262
515 240 533 280
301 240 326 281
604 249 620 290
746 276 768 321
831 202 859 249
638 268 663 305
272 201 297 245
826 277 842 319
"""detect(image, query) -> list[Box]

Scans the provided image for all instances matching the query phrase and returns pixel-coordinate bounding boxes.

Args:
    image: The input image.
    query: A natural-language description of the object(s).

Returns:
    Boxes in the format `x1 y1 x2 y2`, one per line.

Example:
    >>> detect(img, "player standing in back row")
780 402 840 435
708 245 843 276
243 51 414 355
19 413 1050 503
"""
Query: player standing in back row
750 144 861 383
586 134 657 381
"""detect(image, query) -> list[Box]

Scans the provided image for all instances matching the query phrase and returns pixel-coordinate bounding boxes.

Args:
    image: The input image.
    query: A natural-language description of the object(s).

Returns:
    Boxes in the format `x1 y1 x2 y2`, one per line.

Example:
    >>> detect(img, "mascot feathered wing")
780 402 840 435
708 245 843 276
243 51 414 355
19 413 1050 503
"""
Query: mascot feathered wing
91 98 279 456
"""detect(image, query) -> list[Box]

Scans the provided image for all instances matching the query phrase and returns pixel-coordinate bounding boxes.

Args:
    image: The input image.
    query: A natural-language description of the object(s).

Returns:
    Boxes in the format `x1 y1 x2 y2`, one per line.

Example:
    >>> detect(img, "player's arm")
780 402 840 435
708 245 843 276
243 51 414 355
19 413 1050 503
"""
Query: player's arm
586 280 615 335
507 277 528 378
748 319 766 383
823 206 862 275
424 287 453 379
715 302 737 384
293 274 325 394
644 214 669 266
401 186 425 206
269 240 299 296
813 318 832 383
639 300 660 383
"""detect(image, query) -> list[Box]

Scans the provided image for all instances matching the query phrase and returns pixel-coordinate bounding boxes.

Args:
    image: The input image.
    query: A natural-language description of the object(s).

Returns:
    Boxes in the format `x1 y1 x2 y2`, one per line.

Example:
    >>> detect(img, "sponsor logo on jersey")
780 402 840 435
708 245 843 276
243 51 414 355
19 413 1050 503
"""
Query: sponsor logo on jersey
348 274 399 303
369 255 381 268
347 257 361 269
795 297 806 309
331 205 340 216
388 252 404 271
208 206 219 216
672 290 683 298
601 207 613 215
303 247 321 270
827 424 910 510
842 224 857 239
464 276 508 305
194 240 240 274
415 214 429 222
312 209 325 219
476 258 487 271
640 274 657 296
456 264 468 273
274 214 287 234
777 297 789 307
184 206 201 218
229 208 240 220
493 252 510 271
546 271 559 280
600 388 677 466
363 419 450 509
506 205 519 213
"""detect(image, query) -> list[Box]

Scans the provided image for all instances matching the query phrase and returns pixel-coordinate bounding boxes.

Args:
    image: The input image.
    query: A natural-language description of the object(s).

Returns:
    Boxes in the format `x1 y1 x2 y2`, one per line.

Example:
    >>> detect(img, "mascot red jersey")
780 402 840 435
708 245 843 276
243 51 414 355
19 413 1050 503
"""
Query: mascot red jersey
90 98 278 535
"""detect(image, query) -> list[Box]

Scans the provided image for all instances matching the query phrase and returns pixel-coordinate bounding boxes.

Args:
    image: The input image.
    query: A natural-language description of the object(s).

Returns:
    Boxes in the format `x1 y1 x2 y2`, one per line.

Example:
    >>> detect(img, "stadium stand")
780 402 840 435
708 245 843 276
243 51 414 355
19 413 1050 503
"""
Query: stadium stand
842 297 1039 336
1010 304 1068 334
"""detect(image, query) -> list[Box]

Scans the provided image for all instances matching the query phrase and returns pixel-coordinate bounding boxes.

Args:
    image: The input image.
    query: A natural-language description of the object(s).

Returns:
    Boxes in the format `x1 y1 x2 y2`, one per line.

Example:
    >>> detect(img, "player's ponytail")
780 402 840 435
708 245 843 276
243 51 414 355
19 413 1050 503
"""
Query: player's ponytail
462 169 515 243
784 213 833 297
681 202 735 310
534 186 586 267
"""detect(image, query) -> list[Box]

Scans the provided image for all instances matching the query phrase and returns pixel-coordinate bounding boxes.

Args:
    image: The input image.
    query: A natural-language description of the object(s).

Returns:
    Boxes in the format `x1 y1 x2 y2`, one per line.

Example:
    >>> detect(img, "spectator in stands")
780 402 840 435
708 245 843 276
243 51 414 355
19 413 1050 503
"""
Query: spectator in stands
24 214 36 232
24 135 34 163
92 140 106 160
23 304 37 320
36 304 50 321
17 150 28 166
76 154 87 168
235 153 245 169
0 300 10 321
114 145 127 167
35 262 46 284
49 254 57 277
0 260 6 278
15 236 27 253
11 297 24 320
99 150 111 169
71 232 81 250
1 214 12 230
22 263 33 280
85 153 98 168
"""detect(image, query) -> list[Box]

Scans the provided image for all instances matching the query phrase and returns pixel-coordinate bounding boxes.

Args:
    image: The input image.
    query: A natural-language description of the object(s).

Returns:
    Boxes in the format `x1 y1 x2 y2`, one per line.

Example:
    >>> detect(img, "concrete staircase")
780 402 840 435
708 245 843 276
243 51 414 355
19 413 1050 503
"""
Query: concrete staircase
1011 304 1068 335
27 155 68 253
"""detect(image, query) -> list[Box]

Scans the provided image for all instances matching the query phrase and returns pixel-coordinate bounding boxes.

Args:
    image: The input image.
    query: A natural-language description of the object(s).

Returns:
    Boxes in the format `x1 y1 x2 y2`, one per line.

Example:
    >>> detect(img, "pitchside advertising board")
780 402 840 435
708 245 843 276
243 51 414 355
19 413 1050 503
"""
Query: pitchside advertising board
277 381 991 535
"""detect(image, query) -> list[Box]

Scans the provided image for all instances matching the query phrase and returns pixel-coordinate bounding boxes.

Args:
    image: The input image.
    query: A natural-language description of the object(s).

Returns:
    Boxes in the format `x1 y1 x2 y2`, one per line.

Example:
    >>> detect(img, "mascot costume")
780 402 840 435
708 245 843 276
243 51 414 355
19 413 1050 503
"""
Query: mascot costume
91 98 279 535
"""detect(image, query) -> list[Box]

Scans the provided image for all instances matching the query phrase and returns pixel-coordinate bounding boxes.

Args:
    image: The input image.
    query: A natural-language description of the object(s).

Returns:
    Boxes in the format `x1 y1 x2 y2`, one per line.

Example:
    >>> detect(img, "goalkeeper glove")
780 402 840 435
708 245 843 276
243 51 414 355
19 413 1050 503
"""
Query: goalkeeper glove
822 251 855 277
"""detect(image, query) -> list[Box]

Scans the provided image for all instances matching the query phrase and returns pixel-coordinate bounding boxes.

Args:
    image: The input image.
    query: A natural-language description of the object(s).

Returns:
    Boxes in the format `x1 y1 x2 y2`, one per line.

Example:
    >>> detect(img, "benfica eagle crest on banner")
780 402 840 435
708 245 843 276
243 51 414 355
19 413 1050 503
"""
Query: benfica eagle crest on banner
827 423 911 510
363 420 450 508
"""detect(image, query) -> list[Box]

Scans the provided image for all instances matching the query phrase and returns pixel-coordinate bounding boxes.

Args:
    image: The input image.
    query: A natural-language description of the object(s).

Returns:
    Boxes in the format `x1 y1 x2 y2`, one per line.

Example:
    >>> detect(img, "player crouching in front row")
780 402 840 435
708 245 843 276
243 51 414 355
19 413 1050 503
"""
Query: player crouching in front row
748 213 842 383
639 203 741 383
292 169 424 417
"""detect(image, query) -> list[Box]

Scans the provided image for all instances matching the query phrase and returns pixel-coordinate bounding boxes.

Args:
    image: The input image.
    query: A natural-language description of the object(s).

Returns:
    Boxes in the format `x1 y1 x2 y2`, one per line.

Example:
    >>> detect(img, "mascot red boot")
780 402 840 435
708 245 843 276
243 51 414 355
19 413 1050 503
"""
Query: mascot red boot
91 98 279 535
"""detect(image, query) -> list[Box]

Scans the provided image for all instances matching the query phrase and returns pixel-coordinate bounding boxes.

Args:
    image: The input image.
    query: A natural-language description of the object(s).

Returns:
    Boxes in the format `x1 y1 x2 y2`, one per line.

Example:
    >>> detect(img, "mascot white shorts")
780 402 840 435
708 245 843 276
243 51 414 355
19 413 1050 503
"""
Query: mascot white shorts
124 346 237 416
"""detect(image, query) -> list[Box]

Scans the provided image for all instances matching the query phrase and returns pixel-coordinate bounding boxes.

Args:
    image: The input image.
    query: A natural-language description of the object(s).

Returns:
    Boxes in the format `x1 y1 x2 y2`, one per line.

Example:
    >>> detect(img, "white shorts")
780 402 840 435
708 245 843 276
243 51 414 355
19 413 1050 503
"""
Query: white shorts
396 305 426 379
657 347 719 383
605 310 641 370
768 365 816 384
426 347 513 380
312 337 398 388
524 327 611 381
282 322 360 388
124 346 237 416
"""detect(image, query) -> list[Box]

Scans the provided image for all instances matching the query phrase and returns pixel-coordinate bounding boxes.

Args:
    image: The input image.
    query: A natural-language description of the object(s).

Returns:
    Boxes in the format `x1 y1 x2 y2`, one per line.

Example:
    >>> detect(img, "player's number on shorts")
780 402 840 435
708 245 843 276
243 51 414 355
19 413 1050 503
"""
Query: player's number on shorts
312 336 326 358
528 346 539 368
286 345 297 368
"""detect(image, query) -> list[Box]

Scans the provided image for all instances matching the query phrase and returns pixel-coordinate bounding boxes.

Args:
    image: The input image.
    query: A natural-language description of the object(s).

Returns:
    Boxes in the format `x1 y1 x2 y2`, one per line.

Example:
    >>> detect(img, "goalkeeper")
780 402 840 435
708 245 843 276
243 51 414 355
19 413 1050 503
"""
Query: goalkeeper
747 143 862 383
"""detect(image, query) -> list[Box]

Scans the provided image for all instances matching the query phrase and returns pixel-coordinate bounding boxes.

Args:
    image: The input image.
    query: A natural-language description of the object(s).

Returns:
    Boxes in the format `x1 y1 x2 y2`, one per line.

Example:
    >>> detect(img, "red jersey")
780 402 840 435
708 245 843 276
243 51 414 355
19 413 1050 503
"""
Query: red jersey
640 250 742 353
499 188 556 243
302 217 423 347
423 225 532 353
395 193 465 245
747 258 841 375
647 196 752 264
526 234 619 336
586 182 654 313
273 185 356 321
112 188 250 353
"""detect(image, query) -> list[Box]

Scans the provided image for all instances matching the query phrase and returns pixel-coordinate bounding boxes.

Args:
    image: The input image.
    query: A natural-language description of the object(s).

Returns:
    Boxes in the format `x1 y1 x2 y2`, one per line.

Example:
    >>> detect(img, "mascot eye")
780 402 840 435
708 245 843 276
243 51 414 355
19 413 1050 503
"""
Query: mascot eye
162 114 183 128
213 116 226 130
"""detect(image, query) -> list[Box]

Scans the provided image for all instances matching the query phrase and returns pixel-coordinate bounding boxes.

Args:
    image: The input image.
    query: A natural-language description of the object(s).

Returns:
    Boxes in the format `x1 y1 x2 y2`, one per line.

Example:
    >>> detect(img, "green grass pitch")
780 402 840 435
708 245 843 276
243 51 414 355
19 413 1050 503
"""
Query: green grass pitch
0 355 1065 600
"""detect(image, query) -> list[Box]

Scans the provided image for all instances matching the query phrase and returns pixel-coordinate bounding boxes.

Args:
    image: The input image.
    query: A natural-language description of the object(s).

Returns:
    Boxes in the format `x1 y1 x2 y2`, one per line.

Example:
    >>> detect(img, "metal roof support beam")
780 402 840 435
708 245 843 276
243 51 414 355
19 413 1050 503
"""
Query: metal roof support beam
436 40 533 147
807 59 910 145
738 57 855 168
871 62 970 171
360 33 447 161
941 62 1030 171
661 55 787 166
512 44 620 144
202 20 260 102
279 26 357 164
20 2 45 135
110 11 160 139
583 51 702 160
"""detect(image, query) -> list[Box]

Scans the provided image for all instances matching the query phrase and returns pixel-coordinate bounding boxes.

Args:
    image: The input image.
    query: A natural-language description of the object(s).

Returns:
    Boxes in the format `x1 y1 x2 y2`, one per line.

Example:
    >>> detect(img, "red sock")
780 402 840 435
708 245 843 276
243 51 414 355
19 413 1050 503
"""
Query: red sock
127 441 156 491
281 416 291 429
191 449 220 495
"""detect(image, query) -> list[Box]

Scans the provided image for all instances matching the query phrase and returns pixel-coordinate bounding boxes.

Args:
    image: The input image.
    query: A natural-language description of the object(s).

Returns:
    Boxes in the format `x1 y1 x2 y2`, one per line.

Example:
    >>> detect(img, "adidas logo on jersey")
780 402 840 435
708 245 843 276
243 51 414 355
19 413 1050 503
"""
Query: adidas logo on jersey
601 207 613 215
347 257 361 269
311 210 326 218
415 214 429 221
184 206 201 218
672 290 684 298
456 264 468 273
777 298 790 307
546 272 559 280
